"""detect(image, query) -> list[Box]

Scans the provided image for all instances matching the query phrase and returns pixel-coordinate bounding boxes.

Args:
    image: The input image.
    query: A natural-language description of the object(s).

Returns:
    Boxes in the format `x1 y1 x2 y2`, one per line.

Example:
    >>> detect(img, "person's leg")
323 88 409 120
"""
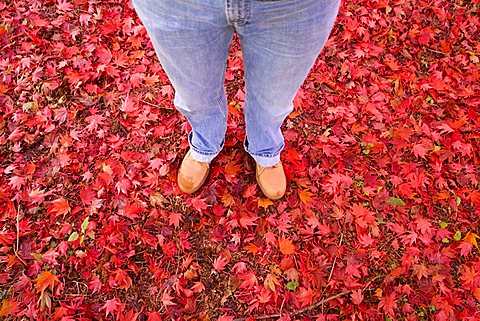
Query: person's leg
234 0 340 199
132 0 234 163
238 0 341 167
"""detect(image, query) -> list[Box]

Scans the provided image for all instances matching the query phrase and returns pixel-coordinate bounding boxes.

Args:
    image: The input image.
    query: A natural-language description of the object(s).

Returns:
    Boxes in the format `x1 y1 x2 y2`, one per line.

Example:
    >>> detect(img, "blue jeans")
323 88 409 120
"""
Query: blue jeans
132 0 340 167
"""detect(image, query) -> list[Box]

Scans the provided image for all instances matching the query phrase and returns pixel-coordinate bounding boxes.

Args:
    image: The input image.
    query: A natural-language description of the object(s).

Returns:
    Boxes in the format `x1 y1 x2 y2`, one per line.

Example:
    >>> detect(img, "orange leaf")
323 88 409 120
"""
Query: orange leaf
258 198 273 209
278 237 295 255
242 243 260 255
288 110 302 119
24 162 36 175
224 161 241 176
34 271 59 293
47 198 70 217
464 231 479 249
0 298 19 317
437 191 451 200
298 189 313 204
473 288 480 301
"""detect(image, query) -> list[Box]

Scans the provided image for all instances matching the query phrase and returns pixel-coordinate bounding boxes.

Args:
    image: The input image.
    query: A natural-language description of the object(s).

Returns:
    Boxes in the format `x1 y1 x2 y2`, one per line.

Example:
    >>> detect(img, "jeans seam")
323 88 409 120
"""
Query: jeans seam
216 92 226 120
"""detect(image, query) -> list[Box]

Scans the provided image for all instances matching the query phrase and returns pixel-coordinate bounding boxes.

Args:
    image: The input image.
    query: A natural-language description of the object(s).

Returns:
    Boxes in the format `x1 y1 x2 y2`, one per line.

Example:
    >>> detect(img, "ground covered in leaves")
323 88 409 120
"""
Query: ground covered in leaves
1 0 479 320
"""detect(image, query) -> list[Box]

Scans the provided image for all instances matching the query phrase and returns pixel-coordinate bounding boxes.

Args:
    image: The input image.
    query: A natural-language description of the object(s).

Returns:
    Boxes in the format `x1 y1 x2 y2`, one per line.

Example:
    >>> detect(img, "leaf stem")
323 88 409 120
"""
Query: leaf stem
14 204 27 267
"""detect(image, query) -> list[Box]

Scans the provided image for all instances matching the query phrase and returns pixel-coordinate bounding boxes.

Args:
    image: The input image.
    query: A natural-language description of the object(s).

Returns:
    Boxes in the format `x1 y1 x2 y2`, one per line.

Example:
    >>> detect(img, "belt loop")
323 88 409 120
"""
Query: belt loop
225 0 251 26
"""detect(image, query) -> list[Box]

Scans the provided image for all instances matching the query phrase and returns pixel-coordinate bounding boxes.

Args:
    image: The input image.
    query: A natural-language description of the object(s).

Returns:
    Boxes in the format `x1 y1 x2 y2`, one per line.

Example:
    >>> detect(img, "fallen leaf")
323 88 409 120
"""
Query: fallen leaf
34 271 59 294
278 237 295 255
47 198 70 217
464 232 479 249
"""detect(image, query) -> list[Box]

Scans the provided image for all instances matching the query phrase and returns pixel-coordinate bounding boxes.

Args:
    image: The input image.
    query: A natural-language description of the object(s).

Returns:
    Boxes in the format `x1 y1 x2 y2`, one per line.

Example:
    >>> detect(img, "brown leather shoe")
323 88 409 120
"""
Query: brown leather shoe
256 162 286 200
177 151 210 194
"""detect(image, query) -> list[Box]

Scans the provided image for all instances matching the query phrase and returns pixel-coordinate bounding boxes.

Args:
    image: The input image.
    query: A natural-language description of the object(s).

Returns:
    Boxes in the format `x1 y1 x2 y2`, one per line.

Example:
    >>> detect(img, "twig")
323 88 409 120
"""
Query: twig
140 100 173 110
362 275 383 292
326 233 344 284
292 291 350 316
377 234 396 252
425 47 446 55
14 204 27 267
0 34 23 52
320 232 344 314
279 297 285 316
232 291 350 321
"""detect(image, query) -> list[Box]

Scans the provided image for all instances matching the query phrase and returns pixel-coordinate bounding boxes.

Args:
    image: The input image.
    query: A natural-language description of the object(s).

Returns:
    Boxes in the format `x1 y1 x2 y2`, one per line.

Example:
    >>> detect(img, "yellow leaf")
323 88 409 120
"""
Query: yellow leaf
298 189 313 204
464 231 479 249
264 273 281 292
270 264 282 275
278 237 295 255
258 198 273 209
149 192 165 207
221 194 235 207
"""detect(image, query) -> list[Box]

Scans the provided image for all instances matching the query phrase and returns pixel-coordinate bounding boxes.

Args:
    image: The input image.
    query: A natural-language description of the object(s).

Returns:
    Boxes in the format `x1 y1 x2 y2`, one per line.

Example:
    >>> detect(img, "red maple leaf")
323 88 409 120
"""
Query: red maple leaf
190 197 209 213
169 212 183 228
122 201 143 220
146 312 163 321
102 298 122 318
47 198 70 217
378 292 397 316
351 289 364 305
114 269 132 290
115 178 131 195
351 203 376 229
296 287 315 308
57 0 73 12
0 298 20 318
239 271 258 289
213 255 229 272
239 215 258 229
161 291 176 308
412 143 428 159
191 282 205 293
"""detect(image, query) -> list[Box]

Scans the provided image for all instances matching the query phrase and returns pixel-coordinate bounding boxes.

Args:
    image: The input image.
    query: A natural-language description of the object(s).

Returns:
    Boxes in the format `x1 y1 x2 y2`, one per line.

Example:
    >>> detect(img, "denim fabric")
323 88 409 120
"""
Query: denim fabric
132 0 340 166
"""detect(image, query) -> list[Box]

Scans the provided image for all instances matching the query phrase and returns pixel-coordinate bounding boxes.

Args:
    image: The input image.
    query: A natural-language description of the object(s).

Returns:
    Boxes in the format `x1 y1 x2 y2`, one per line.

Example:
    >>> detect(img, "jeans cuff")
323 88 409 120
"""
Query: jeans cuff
250 153 282 167
244 141 283 167
187 131 223 163
189 148 217 163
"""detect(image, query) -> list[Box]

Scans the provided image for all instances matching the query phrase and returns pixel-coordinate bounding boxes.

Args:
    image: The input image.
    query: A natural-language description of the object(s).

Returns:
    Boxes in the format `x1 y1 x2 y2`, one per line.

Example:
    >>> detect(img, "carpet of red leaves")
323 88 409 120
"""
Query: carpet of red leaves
1 0 479 320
